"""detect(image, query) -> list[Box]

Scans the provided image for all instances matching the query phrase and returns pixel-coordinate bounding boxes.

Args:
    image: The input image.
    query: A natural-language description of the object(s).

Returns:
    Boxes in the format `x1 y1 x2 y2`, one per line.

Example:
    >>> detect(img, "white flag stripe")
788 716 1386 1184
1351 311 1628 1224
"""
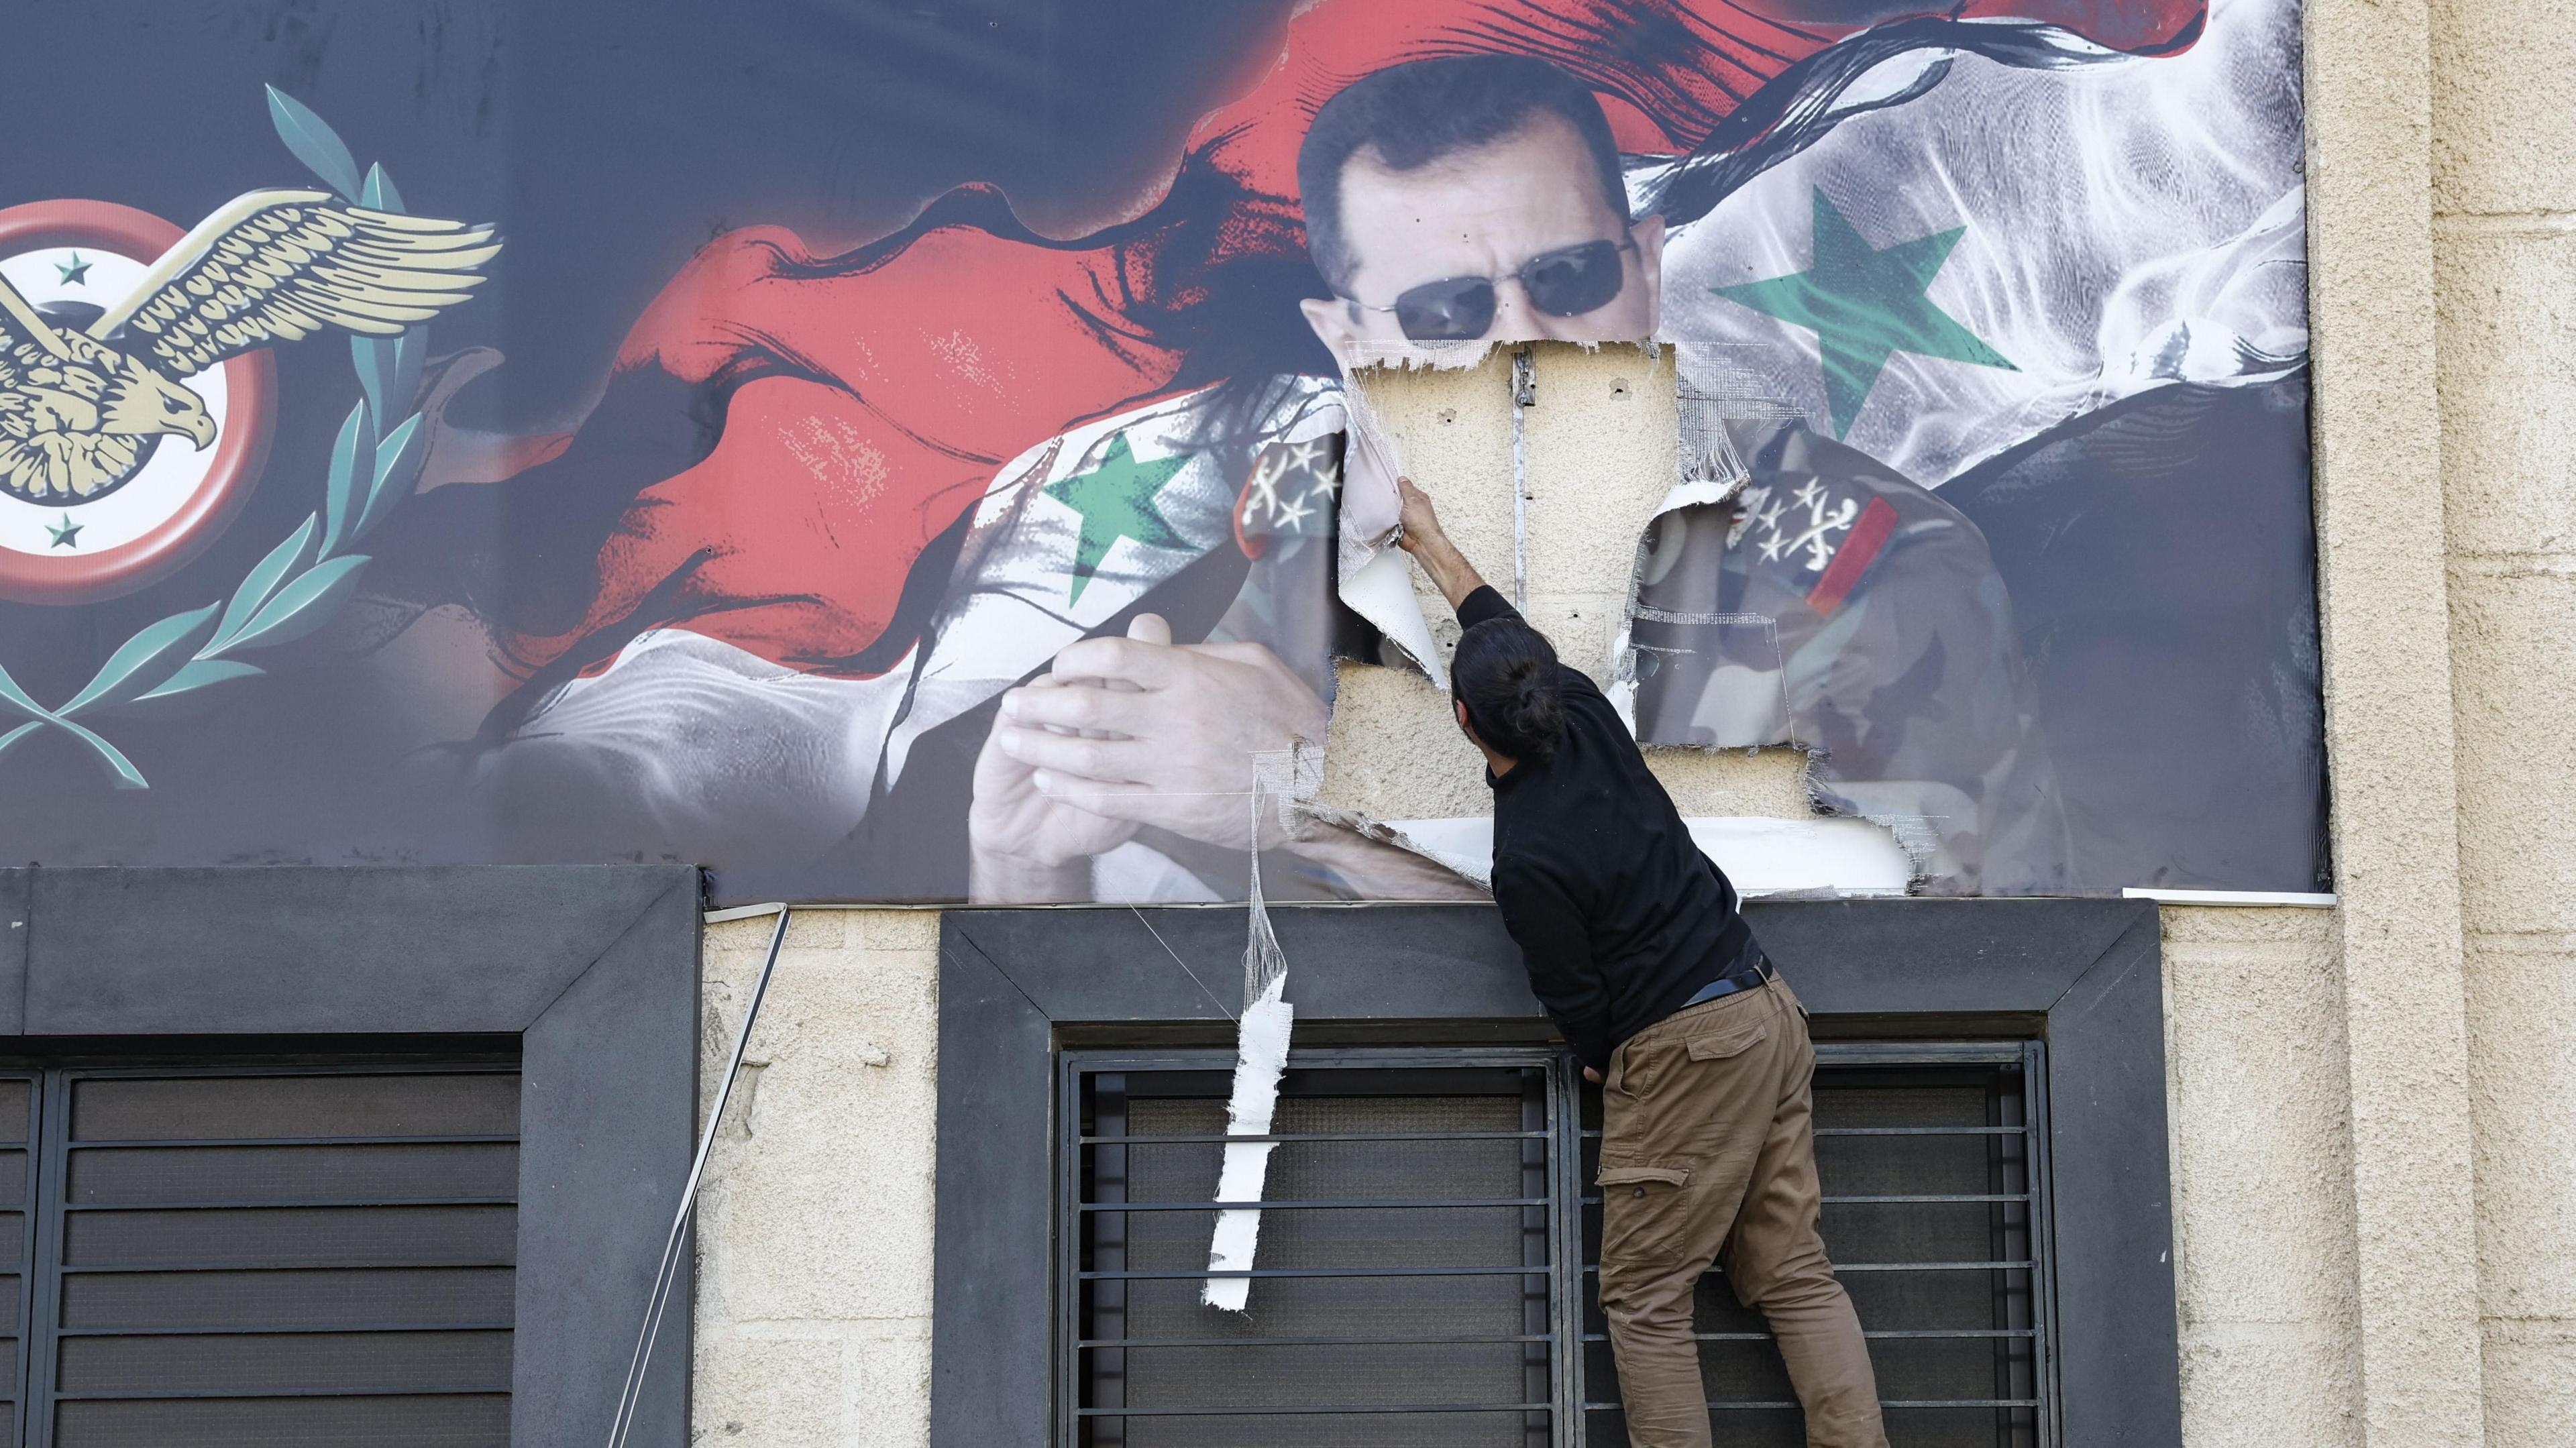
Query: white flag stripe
1658 0 2306 488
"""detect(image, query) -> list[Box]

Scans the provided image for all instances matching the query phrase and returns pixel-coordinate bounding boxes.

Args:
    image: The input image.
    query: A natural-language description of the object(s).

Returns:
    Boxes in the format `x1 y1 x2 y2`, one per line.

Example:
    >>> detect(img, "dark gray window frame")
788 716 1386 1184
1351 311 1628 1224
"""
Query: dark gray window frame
934 897 2178 1448
0 865 702 1448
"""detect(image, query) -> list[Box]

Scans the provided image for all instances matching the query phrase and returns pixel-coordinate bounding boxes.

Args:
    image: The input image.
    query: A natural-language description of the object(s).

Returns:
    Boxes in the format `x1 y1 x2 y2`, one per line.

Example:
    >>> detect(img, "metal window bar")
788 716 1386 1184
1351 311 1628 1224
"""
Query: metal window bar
1062 1042 2053 1448
1573 1041 2054 1446
1062 1048 1569 1447
1519 1068 1552 1448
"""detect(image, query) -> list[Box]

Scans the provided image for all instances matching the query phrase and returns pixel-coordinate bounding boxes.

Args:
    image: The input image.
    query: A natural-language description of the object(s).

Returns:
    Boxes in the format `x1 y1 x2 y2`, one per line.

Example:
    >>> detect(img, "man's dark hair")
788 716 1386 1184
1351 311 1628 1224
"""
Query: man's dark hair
1297 55 1629 292
1452 614 1566 763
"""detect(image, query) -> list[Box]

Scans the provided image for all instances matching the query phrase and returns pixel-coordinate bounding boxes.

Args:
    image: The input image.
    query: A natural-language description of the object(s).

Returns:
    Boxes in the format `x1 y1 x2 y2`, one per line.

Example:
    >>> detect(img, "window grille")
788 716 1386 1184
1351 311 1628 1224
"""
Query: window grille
0 1062 519 1448
1063 1042 2051 1447
1581 1043 2050 1446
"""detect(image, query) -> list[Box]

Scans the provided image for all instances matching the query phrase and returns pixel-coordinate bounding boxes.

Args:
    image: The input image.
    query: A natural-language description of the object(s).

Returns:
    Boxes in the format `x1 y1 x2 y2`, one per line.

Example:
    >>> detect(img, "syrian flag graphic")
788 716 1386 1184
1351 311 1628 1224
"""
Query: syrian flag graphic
1634 0 2326 896
1658 0 2306 488
492 378 1346 889
885 376 1343 783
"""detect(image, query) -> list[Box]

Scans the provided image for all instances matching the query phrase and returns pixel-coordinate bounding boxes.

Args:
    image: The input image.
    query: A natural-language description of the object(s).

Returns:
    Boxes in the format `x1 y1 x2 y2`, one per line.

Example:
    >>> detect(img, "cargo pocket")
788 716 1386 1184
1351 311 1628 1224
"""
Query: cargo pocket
1684 1019 1768 1063
1597 1162 1695 1274
1608 1036 1669 1099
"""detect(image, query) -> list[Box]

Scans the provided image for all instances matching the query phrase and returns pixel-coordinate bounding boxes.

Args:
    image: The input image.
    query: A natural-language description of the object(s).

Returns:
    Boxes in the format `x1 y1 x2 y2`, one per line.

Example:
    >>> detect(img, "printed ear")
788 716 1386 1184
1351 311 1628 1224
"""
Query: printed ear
1301 296 1360 359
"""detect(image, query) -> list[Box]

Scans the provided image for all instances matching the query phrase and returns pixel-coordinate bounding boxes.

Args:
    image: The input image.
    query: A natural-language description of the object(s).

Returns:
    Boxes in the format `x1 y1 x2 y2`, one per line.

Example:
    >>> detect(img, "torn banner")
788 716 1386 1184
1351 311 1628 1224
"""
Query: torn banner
5 0 2320 903
1615 376 2069 894
1621 0 2322 896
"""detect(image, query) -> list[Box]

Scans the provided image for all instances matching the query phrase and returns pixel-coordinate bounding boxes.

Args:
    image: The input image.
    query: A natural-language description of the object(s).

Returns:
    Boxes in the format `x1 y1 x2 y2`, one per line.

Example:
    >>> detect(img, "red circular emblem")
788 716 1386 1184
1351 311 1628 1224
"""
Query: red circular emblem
0 201 276 606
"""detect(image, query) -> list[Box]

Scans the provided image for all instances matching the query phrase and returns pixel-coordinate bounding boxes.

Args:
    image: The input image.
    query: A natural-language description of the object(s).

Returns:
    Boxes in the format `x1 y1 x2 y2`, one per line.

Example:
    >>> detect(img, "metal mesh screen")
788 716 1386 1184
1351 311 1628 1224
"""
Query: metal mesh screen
1067 1043 2052 1447
7 1065 520 1448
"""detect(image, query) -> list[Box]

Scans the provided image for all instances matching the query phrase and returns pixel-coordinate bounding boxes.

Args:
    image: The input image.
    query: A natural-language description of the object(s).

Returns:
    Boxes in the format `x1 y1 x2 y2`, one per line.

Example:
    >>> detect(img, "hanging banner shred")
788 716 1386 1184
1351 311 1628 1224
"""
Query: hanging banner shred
1201 754 1302 1313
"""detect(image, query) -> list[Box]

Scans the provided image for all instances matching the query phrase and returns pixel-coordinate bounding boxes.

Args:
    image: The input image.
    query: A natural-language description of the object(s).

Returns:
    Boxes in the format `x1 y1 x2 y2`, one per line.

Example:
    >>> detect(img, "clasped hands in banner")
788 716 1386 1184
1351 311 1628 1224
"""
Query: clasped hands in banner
967 612 1330 901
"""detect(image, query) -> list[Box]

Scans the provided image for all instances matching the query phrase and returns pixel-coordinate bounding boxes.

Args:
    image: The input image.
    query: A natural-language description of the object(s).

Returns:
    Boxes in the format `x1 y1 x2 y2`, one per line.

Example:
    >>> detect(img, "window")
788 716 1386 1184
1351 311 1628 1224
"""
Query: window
1063 1042 2049 1447
0 1059 519 1448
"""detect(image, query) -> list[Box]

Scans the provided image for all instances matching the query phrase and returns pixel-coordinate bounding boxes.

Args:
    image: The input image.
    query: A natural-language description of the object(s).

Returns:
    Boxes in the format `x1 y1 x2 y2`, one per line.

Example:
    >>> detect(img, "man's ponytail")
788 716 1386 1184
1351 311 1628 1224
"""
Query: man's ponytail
1453 616 1564 762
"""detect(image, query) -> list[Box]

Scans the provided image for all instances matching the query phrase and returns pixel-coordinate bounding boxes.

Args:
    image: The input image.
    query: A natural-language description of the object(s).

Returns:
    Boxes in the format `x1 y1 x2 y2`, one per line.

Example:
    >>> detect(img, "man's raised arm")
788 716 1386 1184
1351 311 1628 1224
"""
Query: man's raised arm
1394 478 1503 619
1397 476 1604 700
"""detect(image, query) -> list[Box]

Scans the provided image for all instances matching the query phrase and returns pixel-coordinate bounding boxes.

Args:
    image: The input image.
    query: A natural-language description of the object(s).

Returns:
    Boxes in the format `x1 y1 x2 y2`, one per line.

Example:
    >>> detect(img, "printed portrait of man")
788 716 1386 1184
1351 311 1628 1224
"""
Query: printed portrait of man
1 0 2313 903
1278 53 2070 893
951 53 1688 904
951 57 1685 905
1293 56 1665 353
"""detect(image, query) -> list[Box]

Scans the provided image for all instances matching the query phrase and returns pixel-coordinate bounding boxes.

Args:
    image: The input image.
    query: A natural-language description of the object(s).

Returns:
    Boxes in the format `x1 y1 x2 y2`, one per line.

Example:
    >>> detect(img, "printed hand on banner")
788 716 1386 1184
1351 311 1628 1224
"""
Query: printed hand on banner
967 630 1157 877
989 613 1332 853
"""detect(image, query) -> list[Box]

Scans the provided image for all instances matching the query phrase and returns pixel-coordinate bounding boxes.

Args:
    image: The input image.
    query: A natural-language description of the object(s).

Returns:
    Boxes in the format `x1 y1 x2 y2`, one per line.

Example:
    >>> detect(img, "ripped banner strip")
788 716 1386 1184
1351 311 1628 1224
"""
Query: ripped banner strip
1201 754 1300 1313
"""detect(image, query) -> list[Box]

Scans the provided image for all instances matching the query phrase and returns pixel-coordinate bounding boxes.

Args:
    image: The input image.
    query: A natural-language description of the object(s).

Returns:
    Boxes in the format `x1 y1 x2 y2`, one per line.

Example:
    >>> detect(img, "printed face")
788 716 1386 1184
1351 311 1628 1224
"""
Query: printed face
1302 111 1664 354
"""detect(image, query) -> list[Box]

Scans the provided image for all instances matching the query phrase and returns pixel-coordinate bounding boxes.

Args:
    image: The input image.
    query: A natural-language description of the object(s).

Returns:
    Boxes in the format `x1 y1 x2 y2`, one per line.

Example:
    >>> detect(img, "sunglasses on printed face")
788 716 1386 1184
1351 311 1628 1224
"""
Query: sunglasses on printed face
1342 238 1635 341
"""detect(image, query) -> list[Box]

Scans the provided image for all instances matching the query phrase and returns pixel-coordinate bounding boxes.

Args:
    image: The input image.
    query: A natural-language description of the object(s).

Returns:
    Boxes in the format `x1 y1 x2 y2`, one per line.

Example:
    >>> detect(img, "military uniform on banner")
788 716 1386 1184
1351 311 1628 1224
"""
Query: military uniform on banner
1627 419 2071 894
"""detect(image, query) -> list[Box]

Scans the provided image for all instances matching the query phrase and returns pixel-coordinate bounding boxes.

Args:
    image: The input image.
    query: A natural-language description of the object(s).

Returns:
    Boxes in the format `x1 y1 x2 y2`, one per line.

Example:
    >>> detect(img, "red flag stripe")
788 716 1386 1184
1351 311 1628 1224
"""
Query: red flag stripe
1806 496 1898 615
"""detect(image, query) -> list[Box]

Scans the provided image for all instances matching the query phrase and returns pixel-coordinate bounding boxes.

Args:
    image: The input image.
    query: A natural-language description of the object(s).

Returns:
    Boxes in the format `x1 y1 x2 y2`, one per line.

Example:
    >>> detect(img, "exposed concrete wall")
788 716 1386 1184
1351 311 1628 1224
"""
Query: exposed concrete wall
2429 3 2576 1442
692 911 941 1447
1324 344 1812 825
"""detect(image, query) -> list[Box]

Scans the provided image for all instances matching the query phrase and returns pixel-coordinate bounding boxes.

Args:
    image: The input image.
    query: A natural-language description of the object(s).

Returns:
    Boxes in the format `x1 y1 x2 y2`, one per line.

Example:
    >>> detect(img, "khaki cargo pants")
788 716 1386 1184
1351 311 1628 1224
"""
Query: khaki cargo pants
1595 976 1888 1448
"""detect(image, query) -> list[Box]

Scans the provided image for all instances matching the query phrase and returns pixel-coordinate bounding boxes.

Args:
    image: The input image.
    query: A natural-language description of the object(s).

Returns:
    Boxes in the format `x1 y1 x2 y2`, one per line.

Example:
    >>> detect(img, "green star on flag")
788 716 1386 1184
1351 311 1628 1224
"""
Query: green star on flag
1713 188 2016 438
46 514 82 549
1043 431 1193 604
56 252 92 286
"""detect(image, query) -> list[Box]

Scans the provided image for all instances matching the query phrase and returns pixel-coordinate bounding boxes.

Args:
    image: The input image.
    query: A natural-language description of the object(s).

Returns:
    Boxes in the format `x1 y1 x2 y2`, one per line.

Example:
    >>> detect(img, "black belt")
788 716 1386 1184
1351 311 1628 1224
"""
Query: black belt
1679 954 1776 1009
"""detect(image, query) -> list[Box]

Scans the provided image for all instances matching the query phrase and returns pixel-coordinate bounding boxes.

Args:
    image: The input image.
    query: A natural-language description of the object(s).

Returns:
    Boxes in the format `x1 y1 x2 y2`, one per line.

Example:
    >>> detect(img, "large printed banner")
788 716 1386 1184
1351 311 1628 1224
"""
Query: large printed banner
0 0 2320 904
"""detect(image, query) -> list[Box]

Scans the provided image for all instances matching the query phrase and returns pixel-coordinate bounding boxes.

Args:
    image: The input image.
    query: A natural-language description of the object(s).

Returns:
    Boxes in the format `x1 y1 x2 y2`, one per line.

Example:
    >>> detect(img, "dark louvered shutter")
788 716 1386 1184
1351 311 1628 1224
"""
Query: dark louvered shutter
20 1066 520 1448
1 1077 34 1447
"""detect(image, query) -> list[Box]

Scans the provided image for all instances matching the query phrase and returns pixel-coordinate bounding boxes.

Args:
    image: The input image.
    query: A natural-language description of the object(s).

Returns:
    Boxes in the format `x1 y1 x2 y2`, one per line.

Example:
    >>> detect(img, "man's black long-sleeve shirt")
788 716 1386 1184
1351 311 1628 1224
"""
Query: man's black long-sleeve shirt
1464 586 1762 1071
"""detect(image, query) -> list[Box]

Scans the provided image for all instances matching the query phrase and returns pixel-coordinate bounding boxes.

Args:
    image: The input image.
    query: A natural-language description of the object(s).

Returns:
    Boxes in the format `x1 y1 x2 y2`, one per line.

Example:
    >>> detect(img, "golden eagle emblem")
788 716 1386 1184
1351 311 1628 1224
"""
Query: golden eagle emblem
0 189 495 506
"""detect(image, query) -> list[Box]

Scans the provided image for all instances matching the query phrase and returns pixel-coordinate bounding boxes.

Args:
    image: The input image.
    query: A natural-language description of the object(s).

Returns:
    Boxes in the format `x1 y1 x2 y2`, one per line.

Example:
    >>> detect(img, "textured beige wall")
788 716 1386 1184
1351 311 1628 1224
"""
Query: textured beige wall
688 909 2384 1448
2162 906 2363 1448
2306 0 2489 1441
2430 3 2576 1442
693 911 941 1447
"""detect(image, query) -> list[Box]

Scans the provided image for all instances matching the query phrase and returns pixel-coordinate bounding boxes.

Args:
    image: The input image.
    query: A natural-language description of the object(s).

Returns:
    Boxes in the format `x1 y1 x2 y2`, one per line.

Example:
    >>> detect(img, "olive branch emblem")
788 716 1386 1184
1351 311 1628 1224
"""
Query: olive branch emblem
0 89 480 788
